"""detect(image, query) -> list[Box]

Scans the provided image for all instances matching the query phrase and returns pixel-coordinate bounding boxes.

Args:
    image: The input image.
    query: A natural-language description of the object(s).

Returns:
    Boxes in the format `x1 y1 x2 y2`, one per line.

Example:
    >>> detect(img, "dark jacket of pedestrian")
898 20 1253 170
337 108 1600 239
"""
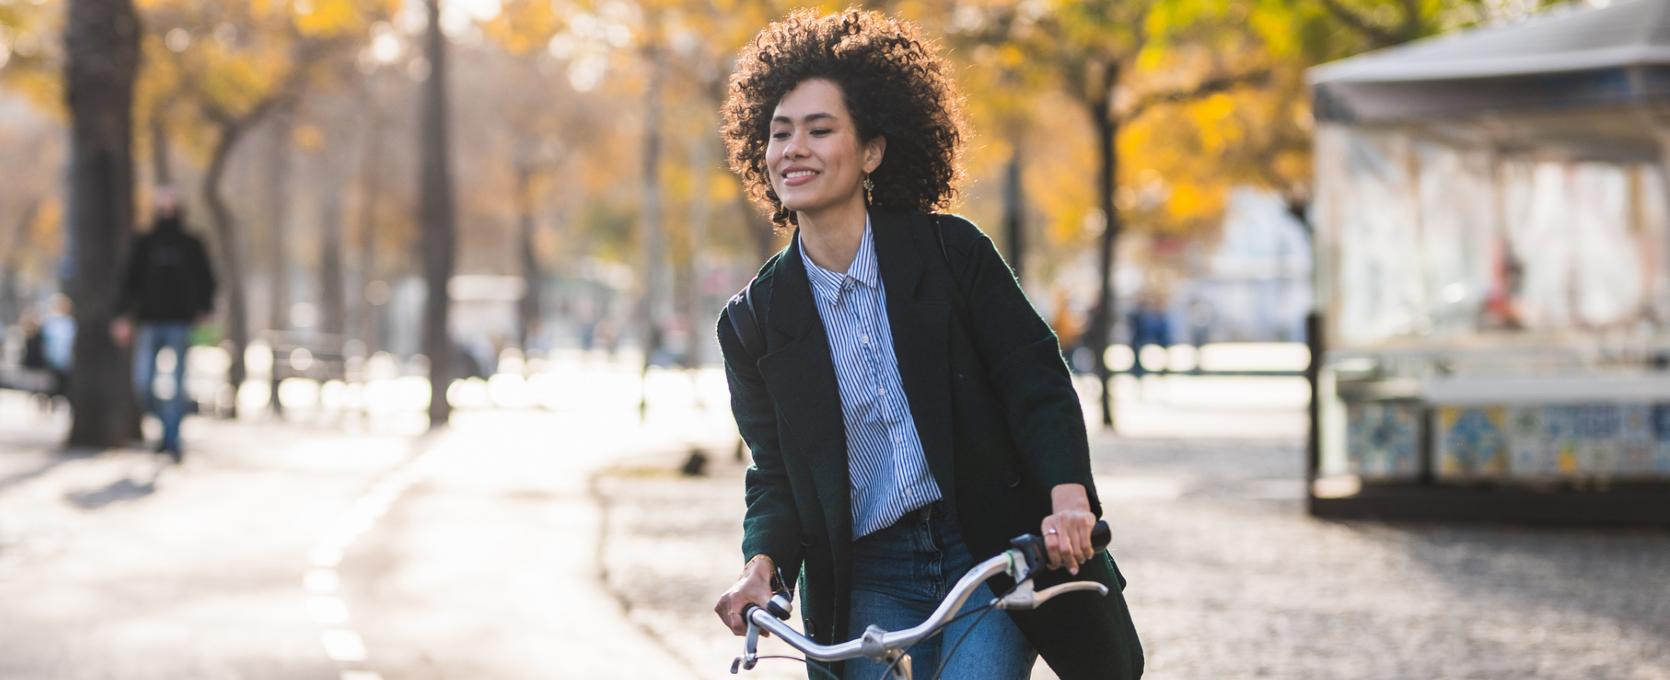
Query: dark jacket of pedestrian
717 210 1144 679
117 215 217 323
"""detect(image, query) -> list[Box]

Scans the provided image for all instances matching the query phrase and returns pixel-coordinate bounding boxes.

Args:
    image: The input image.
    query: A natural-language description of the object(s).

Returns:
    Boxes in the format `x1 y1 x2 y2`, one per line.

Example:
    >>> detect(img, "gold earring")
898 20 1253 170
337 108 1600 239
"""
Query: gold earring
863 174 875 204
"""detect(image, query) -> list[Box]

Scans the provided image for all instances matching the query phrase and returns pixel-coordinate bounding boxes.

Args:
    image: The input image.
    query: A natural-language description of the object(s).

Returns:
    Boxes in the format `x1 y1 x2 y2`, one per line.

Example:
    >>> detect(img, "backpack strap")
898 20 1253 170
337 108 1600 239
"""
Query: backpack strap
726 276 766 360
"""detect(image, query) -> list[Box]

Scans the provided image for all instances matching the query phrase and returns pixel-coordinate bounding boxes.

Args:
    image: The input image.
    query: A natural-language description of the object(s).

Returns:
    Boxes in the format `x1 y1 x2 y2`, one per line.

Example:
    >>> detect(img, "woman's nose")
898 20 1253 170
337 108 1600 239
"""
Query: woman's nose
782 132 808 158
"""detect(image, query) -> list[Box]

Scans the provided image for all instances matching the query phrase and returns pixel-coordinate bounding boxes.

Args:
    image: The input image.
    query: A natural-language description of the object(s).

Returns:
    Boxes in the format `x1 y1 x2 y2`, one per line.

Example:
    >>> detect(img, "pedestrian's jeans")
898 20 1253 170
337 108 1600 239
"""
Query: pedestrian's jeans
843 502 1035 680
133 322 192 451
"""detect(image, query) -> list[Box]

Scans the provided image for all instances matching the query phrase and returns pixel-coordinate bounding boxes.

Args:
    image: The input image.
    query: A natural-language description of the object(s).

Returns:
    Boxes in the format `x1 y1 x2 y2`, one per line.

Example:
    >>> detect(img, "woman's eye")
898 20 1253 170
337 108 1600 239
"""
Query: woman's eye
811 129 832 136
771 131 789 140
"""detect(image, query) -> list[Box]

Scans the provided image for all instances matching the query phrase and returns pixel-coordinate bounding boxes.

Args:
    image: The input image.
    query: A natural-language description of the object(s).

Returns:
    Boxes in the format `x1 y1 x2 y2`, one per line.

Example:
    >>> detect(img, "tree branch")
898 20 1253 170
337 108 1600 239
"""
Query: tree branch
1119 68 1272 123
1395 0 1424 44
1314 0 1402 48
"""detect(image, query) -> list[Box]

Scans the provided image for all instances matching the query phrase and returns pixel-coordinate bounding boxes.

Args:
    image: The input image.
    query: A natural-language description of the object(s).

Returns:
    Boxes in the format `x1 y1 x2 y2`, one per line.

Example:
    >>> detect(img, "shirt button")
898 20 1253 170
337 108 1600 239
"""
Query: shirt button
894 435 903 444
860 334 869 343
876 388 885 397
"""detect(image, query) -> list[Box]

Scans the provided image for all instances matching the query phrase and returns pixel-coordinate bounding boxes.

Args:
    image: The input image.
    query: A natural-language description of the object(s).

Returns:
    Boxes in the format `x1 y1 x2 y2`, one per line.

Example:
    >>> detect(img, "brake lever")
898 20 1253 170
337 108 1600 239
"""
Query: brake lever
731 611 763 673
996 580 1109 610
1033 581 1109 606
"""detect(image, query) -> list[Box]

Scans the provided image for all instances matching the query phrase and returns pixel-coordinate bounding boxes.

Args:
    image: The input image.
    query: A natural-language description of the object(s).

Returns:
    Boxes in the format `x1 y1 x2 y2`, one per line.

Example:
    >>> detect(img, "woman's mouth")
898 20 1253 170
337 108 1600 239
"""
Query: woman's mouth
782 169 817 187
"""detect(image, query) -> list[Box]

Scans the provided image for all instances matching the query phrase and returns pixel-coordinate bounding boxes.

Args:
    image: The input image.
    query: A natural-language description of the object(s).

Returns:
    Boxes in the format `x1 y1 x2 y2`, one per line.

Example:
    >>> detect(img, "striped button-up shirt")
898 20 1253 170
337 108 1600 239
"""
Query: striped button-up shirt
799 217 942 539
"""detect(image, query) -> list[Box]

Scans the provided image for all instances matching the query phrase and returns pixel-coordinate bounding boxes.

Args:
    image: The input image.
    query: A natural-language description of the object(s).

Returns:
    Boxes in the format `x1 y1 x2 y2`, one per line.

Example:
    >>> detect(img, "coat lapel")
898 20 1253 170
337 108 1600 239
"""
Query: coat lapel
756 232 852 549
871 211 957 506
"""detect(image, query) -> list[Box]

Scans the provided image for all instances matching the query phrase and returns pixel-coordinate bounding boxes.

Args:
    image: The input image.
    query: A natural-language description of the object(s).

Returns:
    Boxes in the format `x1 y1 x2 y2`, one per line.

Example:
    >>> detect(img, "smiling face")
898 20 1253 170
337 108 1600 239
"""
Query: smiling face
765 78 885 220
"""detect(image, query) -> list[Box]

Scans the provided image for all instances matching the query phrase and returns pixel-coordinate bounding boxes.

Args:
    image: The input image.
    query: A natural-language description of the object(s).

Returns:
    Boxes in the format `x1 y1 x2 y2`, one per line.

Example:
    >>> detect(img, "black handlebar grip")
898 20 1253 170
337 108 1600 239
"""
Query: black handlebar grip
1090 520 1111 552
1010 520 1115 572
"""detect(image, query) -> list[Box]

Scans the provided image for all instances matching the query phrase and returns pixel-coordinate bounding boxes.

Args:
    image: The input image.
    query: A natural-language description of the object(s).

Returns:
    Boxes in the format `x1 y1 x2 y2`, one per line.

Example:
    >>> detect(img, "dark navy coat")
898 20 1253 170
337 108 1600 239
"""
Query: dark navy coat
717 210 1143 679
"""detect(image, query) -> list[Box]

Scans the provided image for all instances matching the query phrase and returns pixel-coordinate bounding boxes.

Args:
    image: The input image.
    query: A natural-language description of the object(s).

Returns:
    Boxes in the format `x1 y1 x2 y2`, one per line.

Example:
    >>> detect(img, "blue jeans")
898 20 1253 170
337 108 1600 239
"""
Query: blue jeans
843 502 1036 680
133 322 192 451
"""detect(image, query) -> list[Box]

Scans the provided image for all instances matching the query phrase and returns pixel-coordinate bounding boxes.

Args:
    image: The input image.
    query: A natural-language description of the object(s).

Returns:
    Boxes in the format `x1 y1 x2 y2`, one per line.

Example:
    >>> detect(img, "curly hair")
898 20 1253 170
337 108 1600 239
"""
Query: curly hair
721 9 967 231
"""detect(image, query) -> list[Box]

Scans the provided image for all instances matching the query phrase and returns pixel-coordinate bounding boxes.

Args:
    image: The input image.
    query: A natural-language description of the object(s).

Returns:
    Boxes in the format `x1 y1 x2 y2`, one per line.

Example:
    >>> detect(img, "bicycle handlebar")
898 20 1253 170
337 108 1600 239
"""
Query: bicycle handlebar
732 521 1112 672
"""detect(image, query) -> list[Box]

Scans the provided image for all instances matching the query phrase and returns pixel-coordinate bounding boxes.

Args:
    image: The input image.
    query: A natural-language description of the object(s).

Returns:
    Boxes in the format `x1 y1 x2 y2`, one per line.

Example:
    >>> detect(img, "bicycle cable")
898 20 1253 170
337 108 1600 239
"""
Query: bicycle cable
929 604 998 680
873 575 1025 680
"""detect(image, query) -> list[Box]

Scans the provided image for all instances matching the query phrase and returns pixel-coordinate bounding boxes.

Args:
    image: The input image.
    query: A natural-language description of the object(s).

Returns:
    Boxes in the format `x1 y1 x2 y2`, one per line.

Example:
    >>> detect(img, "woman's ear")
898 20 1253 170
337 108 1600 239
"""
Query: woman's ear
863 136 887 174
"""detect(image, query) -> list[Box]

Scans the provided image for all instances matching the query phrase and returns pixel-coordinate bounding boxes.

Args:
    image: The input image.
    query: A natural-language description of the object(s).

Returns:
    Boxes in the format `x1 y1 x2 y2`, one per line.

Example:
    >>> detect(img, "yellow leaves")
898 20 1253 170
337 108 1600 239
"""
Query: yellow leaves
996 43 1027 69
294 0 365 36
1160 181 1224 232
1186 92 1240 154
28 196 61 251
1248 3 1299 57
0 0 58 113
194 42 283 112
1017 93 1096 248
0 66 60 117
484 0 566 56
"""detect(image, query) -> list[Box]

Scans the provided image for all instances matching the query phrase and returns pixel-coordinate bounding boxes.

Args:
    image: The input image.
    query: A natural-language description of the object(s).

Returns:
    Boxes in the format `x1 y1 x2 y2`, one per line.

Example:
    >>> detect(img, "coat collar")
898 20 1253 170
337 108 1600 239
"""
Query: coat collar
797 213 881 308
769 210 927 340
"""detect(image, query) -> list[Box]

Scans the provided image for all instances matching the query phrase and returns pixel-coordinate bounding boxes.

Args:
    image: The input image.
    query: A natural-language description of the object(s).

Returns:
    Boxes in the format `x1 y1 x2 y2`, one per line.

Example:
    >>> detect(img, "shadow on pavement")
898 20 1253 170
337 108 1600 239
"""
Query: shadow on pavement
62 467 163 510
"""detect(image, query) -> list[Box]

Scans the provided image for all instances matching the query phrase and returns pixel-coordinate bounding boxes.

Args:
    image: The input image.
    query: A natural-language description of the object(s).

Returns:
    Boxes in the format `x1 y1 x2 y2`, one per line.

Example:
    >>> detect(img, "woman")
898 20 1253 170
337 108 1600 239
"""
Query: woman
712 10 1142 679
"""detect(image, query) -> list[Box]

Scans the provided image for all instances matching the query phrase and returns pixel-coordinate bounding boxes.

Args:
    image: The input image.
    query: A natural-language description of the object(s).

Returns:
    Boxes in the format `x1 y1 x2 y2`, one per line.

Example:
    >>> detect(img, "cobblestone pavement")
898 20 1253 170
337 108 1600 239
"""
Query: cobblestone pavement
595 389 1670 680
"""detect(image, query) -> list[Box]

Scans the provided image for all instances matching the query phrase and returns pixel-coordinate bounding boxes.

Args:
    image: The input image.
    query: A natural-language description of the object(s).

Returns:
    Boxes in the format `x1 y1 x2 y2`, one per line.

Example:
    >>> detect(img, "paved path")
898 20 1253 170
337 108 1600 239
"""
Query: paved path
0 359 738 680
0 405 417 679
331 408 722 679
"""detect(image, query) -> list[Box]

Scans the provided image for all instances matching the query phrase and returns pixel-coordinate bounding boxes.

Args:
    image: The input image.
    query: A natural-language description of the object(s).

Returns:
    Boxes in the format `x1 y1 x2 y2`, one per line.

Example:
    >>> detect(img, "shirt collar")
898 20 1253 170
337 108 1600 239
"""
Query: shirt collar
798 214 879 305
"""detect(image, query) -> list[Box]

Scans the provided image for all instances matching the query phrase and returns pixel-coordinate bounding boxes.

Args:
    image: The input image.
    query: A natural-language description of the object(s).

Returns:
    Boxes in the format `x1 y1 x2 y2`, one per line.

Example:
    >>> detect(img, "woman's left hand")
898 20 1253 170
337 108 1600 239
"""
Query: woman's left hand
1041 483 1099 576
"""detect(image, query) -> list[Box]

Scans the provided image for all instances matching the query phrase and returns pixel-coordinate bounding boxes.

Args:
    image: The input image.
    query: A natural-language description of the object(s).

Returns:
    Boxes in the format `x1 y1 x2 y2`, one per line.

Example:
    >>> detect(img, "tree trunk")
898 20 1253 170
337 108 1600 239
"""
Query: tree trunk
150 112 172 187
265 106 293 416
1088 81 1121 430
1002 144 1024 279
203 123 253 417
0 267 16 327
319 169 346 340
355 97 383 355
681 136 714 369
419 0 457 428
63 0 142 449
514 161 541 353
265 108 294 338
638 40 666 415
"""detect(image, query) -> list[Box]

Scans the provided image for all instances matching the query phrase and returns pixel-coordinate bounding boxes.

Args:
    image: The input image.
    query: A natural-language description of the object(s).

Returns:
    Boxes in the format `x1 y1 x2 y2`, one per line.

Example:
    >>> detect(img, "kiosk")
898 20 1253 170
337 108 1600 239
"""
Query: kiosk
1306 0 1670 525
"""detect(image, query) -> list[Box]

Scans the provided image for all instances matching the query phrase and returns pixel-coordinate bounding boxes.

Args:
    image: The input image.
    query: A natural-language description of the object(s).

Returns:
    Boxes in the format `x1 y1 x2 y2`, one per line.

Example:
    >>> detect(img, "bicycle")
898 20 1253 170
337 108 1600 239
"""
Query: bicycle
731 520 1113 680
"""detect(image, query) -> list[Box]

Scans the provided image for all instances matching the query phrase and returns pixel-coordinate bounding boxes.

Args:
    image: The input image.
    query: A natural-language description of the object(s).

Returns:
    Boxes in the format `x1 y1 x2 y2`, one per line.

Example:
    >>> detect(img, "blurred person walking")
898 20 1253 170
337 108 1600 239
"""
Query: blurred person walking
1126 294 1171 380
18 309 54 411
111 188 217 462
40 294 76 405
710 10 1141 680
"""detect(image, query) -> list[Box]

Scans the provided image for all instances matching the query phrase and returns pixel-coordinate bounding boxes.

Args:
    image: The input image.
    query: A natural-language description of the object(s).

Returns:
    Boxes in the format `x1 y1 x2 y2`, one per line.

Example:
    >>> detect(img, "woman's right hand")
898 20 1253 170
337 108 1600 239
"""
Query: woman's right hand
715 555 776 636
